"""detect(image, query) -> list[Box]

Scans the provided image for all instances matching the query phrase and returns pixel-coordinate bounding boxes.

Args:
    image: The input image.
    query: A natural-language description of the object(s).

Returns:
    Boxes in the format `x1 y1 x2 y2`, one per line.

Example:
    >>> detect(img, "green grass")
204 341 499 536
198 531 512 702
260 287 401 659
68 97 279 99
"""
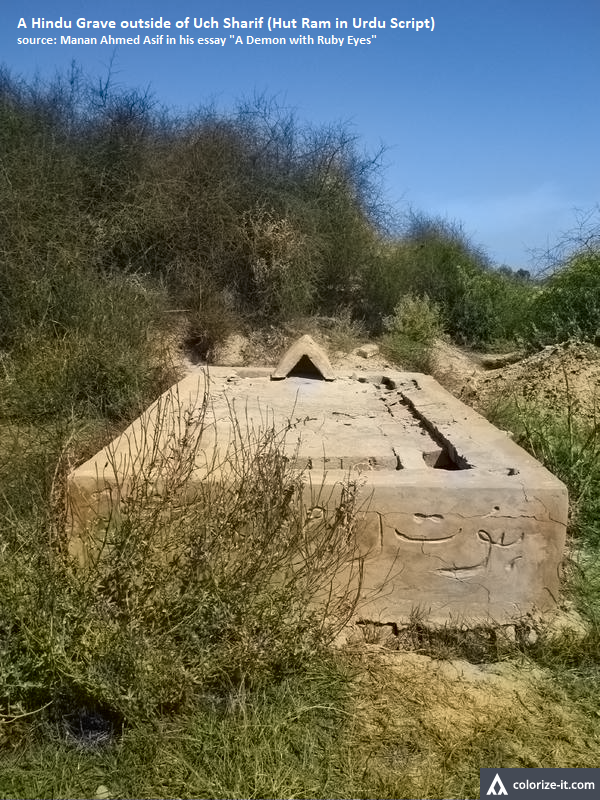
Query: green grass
480 391 600 762
0 661 350 800
484 393 600 621
2 646 599 800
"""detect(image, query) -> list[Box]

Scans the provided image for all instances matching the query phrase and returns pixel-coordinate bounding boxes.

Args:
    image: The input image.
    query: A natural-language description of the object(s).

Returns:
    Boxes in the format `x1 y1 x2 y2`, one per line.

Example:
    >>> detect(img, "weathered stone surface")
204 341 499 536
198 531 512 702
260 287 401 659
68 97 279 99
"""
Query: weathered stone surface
357 343 379 359
67 358 568 627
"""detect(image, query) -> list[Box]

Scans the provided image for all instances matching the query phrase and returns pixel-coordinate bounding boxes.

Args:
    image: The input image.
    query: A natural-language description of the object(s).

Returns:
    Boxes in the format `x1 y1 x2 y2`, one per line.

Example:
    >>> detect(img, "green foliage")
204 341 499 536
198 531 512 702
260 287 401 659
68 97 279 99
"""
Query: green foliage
1 65 540 364
384 293 444 343
363 215 535 345
482 395 600 725
529 251 600 345
0 66 388 379
0 264 175 421
0 70 178 422
0 394 361 725
448 263 533 346
381 294 444 371
487 396 600 549
485 395 600 624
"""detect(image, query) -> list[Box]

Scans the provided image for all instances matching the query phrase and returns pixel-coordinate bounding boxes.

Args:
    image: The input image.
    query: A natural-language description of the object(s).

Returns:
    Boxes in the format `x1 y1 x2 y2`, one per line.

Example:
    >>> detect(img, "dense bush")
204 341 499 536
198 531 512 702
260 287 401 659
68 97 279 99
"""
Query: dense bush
381 294 445 371
1 63 546 388
361 214 534 344
0 67 389 391
0 264 175 421
529 251 600 345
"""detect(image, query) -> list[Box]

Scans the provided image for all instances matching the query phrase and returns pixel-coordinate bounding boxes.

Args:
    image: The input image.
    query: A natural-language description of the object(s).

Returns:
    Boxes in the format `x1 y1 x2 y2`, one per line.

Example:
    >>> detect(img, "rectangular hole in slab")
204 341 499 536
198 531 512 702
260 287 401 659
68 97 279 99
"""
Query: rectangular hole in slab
422 447 462 471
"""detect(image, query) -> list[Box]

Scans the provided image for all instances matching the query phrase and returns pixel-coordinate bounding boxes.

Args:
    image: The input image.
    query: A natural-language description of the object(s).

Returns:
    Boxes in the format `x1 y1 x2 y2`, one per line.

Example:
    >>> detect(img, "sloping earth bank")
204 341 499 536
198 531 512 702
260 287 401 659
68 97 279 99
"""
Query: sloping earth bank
431 339 600 420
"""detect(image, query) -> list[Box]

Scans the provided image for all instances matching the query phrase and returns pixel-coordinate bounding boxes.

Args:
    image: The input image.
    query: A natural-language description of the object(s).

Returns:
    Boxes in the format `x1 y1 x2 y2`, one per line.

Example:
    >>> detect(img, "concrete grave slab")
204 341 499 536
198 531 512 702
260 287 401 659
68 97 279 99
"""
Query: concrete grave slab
67 344 568 627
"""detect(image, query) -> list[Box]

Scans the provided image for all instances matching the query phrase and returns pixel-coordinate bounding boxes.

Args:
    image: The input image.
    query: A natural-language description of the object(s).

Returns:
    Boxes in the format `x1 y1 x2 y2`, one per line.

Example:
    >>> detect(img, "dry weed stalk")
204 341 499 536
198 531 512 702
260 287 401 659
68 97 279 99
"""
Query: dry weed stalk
55 377 365 717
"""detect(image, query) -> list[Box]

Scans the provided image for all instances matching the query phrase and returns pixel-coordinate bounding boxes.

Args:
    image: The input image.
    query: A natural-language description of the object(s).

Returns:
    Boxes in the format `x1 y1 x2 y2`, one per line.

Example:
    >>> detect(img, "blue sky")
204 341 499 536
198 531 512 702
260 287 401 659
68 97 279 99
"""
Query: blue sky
2 0 599 269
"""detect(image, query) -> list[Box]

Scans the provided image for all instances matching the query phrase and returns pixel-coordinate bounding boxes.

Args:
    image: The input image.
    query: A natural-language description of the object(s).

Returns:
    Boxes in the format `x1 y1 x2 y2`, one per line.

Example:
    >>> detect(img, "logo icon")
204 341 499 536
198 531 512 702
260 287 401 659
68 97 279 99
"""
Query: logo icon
487 773 508 795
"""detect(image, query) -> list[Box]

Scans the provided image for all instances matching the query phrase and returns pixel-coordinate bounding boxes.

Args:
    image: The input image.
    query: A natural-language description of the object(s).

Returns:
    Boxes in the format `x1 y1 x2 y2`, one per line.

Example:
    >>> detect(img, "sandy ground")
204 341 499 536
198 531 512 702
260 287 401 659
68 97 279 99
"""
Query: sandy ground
430 339 600 420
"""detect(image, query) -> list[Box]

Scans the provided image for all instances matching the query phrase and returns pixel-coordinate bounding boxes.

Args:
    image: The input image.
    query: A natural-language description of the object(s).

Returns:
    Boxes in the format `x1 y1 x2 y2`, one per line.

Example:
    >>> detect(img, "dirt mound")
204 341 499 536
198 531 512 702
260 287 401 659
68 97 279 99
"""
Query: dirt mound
429 339 485 397
472 341 600 418
430 339 600 419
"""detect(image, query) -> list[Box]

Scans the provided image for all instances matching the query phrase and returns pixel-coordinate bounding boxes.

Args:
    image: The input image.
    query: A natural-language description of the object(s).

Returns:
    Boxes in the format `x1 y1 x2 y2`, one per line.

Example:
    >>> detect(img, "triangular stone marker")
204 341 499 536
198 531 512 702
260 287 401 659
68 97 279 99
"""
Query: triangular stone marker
271 334 335 381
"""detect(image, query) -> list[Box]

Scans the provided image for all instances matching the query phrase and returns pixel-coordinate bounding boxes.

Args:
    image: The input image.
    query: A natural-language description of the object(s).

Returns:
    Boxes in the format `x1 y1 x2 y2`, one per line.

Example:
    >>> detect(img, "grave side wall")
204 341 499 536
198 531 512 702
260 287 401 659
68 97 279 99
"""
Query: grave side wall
66 368 568 624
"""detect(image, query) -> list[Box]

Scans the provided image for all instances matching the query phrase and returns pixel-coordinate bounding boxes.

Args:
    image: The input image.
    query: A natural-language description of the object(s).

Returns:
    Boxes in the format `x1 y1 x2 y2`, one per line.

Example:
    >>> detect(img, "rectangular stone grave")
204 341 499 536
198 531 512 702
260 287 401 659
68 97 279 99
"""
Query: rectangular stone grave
67 351 567 626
